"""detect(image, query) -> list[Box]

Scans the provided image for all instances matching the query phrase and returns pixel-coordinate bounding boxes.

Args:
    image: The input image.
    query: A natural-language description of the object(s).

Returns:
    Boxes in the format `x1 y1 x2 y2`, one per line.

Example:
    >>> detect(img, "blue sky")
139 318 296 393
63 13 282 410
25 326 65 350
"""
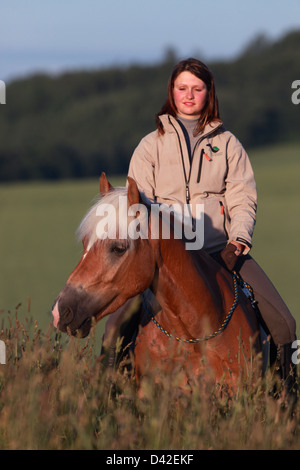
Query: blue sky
1 0 299 82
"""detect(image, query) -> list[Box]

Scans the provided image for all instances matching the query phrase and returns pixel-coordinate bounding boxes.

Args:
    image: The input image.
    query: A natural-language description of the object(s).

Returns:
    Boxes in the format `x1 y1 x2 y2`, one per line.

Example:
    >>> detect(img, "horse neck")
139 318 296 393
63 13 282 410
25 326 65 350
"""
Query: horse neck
154 237 225 338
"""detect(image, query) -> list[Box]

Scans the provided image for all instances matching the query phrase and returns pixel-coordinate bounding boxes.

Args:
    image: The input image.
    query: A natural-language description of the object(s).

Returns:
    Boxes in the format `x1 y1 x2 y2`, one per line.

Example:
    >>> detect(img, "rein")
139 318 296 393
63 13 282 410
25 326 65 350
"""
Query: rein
146 271 254 343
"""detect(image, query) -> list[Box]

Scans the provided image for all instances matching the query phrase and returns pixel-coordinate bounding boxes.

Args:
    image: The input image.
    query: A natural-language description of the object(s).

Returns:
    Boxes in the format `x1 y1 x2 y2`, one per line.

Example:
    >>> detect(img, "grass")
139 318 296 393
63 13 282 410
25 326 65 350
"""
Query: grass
0 313 299 450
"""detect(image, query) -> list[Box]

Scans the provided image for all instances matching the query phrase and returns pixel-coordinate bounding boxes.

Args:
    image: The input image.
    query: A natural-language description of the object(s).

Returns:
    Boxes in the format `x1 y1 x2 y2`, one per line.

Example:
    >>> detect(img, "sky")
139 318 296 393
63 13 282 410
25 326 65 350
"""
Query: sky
1 0 300 83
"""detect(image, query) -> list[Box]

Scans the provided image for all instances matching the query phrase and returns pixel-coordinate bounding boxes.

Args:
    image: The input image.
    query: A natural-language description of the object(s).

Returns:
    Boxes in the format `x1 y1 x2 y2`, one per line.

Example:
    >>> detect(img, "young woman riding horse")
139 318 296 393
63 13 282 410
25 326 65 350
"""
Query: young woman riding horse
102 58 297 398
52 58 296 399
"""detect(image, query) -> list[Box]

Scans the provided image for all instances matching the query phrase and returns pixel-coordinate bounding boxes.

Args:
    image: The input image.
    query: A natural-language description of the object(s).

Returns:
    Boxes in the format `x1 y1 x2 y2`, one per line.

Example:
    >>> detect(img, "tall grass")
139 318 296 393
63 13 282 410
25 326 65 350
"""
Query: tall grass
0 311 299 450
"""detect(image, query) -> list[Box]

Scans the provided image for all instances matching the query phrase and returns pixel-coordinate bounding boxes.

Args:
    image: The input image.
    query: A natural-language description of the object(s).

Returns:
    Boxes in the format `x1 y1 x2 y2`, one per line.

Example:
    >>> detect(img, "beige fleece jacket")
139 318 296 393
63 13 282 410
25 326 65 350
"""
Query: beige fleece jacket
128 114 257 254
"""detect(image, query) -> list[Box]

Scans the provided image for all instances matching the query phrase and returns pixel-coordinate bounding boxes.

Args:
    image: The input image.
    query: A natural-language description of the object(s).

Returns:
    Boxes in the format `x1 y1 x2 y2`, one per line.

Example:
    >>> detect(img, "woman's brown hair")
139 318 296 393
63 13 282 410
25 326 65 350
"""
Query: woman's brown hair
155 58 221 135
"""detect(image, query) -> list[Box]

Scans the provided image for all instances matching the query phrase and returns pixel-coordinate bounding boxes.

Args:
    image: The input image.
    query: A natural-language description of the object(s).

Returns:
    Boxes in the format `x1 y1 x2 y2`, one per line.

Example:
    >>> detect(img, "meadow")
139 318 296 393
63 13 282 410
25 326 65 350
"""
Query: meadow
0 141 300 449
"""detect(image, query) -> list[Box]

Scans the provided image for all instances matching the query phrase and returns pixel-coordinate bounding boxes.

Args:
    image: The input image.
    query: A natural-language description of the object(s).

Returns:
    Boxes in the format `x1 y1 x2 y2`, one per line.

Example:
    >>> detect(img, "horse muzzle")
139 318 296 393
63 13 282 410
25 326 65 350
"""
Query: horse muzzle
52 284 97 338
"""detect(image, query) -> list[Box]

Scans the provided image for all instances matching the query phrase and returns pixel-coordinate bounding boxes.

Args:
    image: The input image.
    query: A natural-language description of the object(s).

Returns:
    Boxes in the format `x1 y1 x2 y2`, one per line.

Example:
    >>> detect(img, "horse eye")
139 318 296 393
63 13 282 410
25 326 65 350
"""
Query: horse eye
111 243 128 256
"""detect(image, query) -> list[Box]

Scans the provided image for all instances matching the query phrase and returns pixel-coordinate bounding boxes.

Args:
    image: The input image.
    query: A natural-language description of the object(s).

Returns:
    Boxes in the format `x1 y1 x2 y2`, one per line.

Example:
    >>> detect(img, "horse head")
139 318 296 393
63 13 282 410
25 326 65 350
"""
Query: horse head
52 173 157 337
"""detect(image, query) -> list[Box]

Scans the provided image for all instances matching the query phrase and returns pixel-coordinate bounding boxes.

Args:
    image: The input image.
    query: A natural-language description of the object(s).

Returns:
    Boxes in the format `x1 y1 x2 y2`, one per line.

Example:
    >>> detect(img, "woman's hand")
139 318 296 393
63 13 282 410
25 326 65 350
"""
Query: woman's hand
230 240 244 256
220 241 244 271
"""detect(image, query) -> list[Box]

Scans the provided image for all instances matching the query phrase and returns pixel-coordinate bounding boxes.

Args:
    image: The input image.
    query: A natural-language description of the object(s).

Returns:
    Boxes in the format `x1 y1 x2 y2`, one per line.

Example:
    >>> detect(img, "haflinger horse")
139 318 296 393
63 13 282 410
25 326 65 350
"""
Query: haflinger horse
52 173 262 391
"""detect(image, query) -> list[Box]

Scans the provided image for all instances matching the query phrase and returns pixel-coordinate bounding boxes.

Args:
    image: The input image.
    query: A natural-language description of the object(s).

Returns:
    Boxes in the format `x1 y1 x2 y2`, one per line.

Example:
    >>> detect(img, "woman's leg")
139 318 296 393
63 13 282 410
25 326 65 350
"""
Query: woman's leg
234 255 297 406
211 250 297 406
236 255 296 346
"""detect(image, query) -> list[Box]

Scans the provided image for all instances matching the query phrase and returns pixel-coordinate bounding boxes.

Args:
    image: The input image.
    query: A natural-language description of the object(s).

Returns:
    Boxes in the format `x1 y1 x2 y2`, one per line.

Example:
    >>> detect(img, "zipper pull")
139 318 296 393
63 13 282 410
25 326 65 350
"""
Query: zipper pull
219 201 224 215
204 152 212 161
186 183 190 204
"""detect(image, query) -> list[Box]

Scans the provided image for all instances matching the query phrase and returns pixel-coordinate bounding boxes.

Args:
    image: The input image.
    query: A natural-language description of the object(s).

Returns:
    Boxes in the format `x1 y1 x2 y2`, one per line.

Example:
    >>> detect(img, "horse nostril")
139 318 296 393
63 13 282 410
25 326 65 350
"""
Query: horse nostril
63 306 74 325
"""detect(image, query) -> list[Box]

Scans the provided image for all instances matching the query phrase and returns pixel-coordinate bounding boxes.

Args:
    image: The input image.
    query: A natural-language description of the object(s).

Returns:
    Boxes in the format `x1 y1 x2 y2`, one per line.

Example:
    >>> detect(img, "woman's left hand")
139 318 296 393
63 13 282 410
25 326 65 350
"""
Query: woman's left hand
220 242 244 271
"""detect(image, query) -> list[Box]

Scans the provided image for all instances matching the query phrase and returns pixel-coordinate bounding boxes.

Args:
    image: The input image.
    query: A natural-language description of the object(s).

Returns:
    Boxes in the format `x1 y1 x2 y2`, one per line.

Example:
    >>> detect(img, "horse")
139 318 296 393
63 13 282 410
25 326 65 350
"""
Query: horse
52 173 262 389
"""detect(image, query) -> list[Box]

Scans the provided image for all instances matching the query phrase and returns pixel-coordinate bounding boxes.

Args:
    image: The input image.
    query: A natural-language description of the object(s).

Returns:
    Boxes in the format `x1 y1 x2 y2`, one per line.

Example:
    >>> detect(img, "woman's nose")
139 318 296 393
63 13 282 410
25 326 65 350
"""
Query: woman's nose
186 88 194 99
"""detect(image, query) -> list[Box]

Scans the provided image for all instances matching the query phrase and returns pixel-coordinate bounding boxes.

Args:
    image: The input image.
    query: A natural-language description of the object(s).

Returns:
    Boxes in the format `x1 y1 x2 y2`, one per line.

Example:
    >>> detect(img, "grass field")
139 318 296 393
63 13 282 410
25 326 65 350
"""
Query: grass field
0 142 300 450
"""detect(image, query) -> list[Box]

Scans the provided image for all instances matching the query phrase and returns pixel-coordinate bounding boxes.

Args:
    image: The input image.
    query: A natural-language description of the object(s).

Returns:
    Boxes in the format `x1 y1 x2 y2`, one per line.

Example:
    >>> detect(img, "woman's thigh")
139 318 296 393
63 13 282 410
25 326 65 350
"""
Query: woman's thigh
236 255 296 345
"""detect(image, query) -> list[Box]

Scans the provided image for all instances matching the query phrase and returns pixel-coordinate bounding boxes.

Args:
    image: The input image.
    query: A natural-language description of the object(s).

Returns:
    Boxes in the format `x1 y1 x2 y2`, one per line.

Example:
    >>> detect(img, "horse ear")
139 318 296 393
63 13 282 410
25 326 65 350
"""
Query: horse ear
99 172 113 196
127 176 140 206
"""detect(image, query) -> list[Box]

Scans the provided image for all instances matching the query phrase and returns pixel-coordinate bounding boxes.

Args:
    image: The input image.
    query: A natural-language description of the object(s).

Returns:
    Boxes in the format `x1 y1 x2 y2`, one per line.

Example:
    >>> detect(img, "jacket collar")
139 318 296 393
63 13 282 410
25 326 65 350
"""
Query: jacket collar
159 114 223 139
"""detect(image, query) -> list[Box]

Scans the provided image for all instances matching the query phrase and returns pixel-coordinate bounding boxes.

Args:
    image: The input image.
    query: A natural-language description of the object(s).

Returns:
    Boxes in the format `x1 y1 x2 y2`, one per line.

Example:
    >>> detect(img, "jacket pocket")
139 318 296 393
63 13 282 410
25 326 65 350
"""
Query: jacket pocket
219 200 229 240
197 148 212 183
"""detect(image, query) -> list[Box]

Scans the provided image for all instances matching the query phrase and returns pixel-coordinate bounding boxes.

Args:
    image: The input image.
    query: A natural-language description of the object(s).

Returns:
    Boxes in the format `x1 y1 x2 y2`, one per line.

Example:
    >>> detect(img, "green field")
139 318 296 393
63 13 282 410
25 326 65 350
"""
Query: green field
0 142 300 343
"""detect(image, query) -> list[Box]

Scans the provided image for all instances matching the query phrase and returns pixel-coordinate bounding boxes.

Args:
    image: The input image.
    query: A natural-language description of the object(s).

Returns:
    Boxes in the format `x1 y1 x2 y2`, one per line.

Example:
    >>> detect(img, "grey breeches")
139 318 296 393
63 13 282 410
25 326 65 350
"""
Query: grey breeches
233 254 296 345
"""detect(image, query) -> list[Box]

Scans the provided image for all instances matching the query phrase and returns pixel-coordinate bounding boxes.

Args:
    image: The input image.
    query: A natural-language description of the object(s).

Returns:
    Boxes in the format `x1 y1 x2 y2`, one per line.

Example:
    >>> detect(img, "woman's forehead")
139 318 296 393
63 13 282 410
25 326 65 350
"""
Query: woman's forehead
174 71 206 87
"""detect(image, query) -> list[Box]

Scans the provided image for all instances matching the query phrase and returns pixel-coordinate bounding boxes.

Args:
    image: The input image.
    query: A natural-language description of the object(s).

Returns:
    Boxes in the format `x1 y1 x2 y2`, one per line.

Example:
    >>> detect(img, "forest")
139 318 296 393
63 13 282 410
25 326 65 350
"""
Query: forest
0 30 299 181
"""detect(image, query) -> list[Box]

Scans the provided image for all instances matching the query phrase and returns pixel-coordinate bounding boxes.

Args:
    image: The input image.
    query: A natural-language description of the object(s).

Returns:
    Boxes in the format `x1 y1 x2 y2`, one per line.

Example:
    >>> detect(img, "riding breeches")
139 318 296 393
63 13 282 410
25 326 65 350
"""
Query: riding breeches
212 252 297 346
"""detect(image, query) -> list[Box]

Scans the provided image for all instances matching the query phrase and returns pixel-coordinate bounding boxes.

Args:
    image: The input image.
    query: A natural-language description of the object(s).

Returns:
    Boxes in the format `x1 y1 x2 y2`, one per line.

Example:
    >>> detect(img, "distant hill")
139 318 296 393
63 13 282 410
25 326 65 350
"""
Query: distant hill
0 30 299 182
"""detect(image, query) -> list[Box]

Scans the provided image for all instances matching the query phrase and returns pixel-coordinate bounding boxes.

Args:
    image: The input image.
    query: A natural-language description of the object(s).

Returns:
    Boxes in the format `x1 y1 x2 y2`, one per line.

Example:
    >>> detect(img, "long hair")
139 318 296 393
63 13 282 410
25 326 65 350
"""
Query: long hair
155 58 221 135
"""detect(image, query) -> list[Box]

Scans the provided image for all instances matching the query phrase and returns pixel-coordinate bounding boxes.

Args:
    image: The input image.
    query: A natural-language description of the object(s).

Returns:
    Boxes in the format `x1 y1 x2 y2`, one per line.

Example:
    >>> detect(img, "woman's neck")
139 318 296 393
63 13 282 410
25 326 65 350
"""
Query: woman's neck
176 115 200 159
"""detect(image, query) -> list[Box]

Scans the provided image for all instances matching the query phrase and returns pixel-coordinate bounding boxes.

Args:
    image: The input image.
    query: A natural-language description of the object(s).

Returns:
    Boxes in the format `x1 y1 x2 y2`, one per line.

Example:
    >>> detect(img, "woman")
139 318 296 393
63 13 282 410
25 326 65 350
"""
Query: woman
104 58 297 400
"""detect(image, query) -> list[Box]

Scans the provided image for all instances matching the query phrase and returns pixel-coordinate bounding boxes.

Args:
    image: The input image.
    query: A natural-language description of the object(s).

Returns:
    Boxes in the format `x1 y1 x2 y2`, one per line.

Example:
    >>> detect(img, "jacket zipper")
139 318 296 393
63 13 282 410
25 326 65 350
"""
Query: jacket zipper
170 121 190 204
169 117 204 204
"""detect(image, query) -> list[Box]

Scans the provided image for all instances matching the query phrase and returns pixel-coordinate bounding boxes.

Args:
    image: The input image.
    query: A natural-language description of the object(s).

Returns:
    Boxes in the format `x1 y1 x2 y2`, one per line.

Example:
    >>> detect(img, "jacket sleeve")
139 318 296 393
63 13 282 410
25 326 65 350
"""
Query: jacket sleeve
224 135 257 253
127 133 157 202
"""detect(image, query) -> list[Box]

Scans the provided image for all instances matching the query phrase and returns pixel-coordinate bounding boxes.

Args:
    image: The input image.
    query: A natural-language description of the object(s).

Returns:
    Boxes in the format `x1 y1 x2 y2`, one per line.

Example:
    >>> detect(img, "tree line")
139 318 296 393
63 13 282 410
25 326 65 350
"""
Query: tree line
0 30 299 182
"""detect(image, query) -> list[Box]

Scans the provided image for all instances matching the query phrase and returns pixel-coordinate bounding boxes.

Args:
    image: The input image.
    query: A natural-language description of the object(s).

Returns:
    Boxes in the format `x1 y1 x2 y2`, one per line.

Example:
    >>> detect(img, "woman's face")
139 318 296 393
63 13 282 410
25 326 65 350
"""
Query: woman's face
173 71 208 119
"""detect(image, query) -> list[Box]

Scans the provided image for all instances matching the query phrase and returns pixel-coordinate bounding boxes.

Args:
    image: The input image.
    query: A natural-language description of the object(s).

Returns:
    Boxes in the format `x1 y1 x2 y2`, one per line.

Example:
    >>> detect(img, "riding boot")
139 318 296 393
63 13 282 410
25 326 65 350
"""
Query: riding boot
274 342 298 414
